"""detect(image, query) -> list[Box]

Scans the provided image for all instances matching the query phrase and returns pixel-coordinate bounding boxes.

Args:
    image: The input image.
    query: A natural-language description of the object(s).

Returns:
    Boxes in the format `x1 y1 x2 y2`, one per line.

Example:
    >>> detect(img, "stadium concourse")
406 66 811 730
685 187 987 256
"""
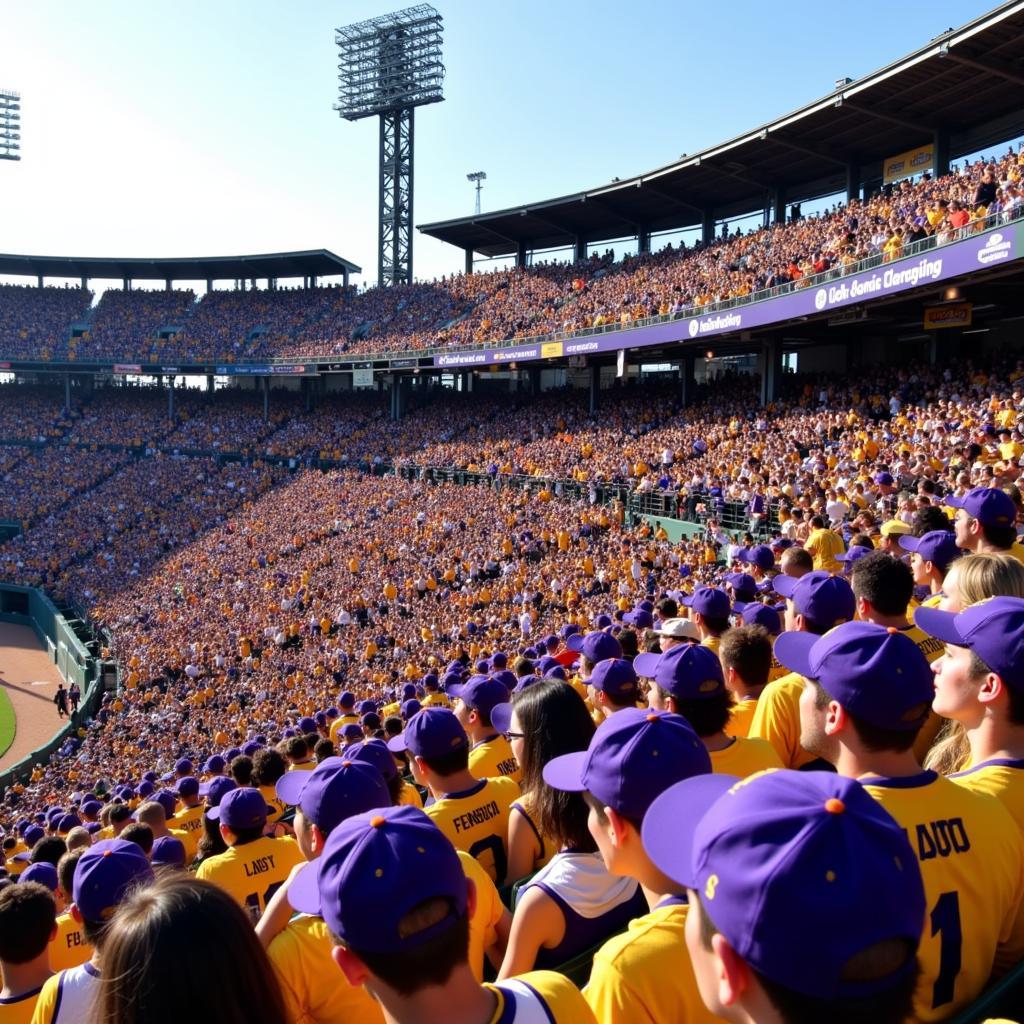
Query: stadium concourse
0 149 1021 365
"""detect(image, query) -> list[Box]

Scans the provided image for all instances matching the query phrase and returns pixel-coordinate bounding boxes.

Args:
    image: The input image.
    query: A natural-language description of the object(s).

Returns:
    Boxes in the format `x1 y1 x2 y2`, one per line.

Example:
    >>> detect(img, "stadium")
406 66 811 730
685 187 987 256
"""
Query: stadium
2 2 1024 1022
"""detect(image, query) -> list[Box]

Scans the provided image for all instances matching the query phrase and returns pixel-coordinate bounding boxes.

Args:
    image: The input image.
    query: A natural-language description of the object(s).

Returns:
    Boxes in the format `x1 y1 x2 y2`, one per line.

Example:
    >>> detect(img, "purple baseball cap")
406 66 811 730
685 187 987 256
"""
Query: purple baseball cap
775 622 933 731
142 771 158 783
490 702 514 736
289 806 468 953
513 674 541 694
340 723 363 741
207 788 272 830
681 587 731 619
298 717 318 734
151 836 186 868
276 758 389 835
915 596 1024 691
642 770 924 1000
386 708 468 760
242 742 261 757
724 573 757 599
348 739 399 781
23 825 44 848
565 631 623 663
199 776 237 805
174 758 193 776
739 545 775 571
559 623 582 640
81 800 103 817
898 531 960 571
875 471 895 487
623 608 654 629
772 571 855 631
21 862 59 890
835 545 873 567
447 676 509 719
544 707 710 821
401 684 418 701
944 487 1016 528
594 614 613 629
73 839 154 923
491 669 518 691
137 780 155 799
203 755 226 774
224 747 242 762
175 777 199 798
734 602 782 635
57 814 81 834
153 791 177 819
400 699 422 720
633 644 725 701
339 691 356 709
587 658 639 701
358 700 377 715
536 655 559 675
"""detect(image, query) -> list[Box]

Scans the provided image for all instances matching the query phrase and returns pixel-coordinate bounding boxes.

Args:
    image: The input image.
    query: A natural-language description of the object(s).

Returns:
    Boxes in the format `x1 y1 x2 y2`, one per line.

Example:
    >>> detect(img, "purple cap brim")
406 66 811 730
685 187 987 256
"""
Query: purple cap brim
772 575 799 599
275 769 314 806
943 494 968 509
490 703 513 735
772 631 818 678
641 774 738 888
913 606 963 646
541 751 589 793
565 634 585 653
288 859 322 915
445 683 468 700
386 733 410 754
632 652 662 678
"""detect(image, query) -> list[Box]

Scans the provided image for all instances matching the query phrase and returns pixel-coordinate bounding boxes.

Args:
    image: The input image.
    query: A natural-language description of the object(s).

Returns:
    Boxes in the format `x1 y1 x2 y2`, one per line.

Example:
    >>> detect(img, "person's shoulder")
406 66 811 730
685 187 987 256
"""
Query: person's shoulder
496 971 597 1021
592 903 685 967
486 775 520 798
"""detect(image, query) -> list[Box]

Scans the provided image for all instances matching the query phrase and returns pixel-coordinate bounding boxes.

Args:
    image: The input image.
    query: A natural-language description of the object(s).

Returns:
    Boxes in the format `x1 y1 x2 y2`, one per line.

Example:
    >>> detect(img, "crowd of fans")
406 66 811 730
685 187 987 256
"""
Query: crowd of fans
1 149 1020 368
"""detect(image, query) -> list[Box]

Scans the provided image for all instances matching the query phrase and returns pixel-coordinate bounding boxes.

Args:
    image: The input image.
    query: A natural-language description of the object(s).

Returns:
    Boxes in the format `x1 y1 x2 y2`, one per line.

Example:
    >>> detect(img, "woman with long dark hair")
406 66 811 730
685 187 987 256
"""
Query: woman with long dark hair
94 875 289 1024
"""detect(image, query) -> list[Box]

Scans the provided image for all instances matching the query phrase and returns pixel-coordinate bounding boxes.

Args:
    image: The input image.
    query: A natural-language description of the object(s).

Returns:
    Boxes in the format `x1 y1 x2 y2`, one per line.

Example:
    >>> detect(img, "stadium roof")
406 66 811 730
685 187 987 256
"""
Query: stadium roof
420 1 1024 257
0 249 361 282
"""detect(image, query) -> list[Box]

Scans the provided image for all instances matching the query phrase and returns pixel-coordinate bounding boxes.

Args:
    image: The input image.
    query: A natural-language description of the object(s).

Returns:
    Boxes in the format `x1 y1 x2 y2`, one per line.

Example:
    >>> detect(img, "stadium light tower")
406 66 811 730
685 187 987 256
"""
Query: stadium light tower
0 90 21 161
335 6 445 287
467 171 486 215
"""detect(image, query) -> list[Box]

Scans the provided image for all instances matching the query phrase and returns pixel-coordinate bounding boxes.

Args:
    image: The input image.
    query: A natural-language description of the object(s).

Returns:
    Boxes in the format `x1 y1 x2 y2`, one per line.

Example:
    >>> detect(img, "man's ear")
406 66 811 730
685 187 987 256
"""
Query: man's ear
70 903 83 925
711 931 753 1008
332 943 370 987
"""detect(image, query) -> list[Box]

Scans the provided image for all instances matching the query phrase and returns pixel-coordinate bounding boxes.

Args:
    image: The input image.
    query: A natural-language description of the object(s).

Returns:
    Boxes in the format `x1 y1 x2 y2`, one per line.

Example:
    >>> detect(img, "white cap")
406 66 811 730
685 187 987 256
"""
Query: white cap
653 617 700 640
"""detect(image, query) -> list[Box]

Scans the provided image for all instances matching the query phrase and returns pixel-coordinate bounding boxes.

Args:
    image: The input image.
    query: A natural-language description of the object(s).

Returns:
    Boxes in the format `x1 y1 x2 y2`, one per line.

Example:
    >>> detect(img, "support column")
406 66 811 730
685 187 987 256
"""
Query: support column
679 353 696 408
36 274 43 289
928 334 938 367
206 373 214 394
304 377 313 413
123 277 130 291
516 240 528 269
465 371 473 393
637 226 651 255
845 163 861 203
574 236 586 263
529 365 541 396
64 372 71 412
464 249 474 275
933 127 950 177
589 363 600 415
343 268 350 292
263 377 269 423
206 278 213 294
771 188 786 225
758 338 782 408
701 210 715 244
168 377 175 421
81 276 87 291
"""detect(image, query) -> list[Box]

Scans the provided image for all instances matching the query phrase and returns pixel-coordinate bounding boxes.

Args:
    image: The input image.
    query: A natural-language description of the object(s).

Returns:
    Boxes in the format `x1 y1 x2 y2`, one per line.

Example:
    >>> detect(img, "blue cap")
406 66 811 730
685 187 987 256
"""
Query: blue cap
347 739 399 781
151 836 186 868
20 862 58 890
207 788 272 829
898 531 961 572
565 631 623 663
199 776 236 805
681 587 731 618
447 676 509 719
772 571 855 631
944 487 1016 527
73 839 154 923
588 658 639 700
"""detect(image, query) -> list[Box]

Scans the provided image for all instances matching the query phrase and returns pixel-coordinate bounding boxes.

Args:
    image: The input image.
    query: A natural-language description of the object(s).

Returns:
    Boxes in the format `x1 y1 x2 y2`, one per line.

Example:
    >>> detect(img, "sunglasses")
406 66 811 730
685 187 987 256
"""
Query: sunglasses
503 731 526 741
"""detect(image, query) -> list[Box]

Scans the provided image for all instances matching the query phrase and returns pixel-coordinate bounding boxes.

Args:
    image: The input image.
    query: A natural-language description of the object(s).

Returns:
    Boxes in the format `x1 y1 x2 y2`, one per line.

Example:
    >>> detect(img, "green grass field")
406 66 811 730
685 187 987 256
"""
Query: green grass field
0 686 15 760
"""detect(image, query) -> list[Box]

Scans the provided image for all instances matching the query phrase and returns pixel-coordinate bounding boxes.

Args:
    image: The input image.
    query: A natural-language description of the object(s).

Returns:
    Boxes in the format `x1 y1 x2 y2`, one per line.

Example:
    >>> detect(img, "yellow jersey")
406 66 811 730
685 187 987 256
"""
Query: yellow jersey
425 776 520 885
951 758 1024 834
457 850 507 981
725 697 757 739
0 985 46 1024
49 913 91 973
748 672 817 770
805 528 845 572
862 770 1024 1021
584 897 719 1024
260 784 288 825
895 624 946 763
709 736 783 779
30 963 100 1024
195 835 304 924
170 803 205 862
469 735 522 784
268 914 385 1024
484 972 597 1023
421 692 451 708
328 714 360 746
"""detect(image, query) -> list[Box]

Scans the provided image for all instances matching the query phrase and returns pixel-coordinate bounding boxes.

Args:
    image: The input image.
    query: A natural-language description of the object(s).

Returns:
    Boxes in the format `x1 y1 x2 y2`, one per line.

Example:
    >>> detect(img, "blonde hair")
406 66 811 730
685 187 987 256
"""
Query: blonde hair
924 553 1024 774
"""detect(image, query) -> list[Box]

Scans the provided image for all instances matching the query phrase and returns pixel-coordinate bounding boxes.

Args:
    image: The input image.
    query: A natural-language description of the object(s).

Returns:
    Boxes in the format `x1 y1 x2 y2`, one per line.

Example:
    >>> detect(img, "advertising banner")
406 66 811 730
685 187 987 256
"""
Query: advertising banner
923 302 972 330
883 144 935 184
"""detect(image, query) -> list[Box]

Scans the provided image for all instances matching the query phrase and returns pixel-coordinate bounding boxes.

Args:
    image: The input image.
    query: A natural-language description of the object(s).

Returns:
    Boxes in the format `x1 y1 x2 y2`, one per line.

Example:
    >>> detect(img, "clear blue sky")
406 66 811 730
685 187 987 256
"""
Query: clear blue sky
0 1 998 287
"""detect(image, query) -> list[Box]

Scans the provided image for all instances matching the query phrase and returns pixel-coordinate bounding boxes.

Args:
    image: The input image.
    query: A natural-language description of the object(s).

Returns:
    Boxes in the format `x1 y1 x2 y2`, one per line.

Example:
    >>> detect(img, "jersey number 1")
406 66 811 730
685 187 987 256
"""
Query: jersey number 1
245 882 284 924
931 890 962 1010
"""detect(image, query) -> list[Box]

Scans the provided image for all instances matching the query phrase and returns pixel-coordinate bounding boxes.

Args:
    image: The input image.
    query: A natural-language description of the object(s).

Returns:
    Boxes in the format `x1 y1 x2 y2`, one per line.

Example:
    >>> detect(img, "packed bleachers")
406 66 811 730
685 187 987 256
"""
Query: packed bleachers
1 150 1020 367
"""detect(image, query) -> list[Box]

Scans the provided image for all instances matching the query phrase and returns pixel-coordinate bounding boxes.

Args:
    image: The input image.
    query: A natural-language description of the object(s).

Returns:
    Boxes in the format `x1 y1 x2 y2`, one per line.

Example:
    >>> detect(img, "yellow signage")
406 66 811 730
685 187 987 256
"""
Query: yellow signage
883 144 934 184
541 341 564 358
923 302 972 330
